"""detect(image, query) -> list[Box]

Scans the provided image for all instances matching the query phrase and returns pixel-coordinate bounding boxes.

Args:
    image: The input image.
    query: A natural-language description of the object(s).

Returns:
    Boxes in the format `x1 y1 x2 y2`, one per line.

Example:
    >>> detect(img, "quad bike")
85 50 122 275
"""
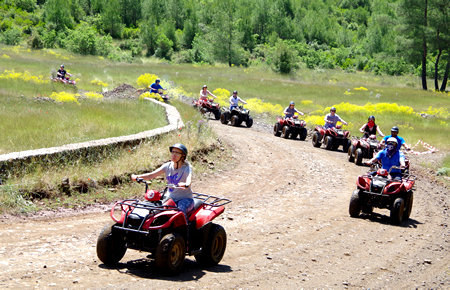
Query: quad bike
273 115 307 140
193 98 221 120
220 105 253 128
348 135 381 165
51 74 76 86
349 165 415 225
96 179 231 275
311 125 351 152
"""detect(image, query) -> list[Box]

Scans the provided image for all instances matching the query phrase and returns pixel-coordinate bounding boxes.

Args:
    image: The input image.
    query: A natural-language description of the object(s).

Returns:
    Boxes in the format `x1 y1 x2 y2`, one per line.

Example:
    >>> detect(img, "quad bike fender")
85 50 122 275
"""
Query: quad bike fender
314 126 325 136
344 131 350 138
194 205 225 229
356 176 370 191
146 210 187 230
383 182 403 195
110 201 132 224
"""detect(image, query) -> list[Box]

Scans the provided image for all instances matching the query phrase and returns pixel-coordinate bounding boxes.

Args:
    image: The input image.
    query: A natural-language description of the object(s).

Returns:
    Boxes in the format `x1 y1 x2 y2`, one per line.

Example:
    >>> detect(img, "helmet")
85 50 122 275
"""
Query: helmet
368 115 375 121
233 90 238 94
155 78 160 83
60 64 64 68
330 107 336 112
202 85 207 88
377 169 389 177
386 137 398 145
169 143 188 156
391 126 399 132
289 101 295 105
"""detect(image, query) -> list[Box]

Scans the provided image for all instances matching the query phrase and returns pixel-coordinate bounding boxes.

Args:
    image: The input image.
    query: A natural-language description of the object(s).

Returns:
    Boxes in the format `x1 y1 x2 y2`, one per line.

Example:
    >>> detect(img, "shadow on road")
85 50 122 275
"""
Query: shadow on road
99 258 232 281
360 212 422 228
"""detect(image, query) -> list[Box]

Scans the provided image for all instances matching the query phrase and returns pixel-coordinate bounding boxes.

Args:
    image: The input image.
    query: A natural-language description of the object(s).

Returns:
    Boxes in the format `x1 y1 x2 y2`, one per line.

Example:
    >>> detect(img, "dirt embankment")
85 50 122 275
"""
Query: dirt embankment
0 120 448 289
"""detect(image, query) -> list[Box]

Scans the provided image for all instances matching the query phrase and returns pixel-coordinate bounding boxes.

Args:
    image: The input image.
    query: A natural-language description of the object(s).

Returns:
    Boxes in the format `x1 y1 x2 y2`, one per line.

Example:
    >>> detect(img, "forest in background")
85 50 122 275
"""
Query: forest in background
0 0 448 90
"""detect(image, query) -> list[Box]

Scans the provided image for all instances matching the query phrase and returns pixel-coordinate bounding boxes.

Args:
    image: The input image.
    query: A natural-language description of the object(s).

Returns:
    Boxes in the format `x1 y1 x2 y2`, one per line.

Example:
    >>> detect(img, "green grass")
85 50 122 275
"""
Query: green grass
0 97 166 154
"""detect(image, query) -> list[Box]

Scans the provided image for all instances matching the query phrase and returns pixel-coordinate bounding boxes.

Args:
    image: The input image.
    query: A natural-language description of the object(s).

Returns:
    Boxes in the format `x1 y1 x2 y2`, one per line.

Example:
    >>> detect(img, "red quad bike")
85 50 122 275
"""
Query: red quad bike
96 179 231 275
312 125 351 152
193 98 221 120
273 115 307 140
51 74 76 86
349 166 415 225
348 135 381 165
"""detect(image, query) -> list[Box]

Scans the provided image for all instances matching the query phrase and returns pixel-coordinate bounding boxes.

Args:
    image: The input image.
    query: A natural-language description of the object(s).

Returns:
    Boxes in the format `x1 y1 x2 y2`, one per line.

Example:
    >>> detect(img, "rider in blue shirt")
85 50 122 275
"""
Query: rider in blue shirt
149 79 165 94
368 137 405 180
381 126 410 151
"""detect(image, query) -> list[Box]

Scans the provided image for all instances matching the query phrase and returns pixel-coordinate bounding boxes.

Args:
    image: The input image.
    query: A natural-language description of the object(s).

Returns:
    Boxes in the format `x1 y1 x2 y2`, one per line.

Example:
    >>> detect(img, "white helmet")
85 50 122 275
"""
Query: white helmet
386 137 398 145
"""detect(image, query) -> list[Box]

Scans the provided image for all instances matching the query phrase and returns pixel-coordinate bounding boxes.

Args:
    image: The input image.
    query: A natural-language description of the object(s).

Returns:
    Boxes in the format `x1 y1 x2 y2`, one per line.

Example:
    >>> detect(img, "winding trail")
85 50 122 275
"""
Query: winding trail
0 121 448 288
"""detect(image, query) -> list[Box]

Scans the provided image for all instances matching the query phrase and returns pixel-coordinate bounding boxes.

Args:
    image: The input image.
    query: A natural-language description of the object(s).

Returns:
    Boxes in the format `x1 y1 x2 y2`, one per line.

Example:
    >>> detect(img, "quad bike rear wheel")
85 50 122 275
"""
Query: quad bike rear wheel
290 132 298 139
214 110 221 120
195 224 227 266
355 148 363 166
348 145 355 162
155 233 186 275
349 190 362 217
220 112 229 124
324 136 333 150
230 115 240 126
299 128 307 141
390 197 405 225
246 117 253 128
273 123 281 137
281 126 290 139
96 222 127 265
312 131 321 147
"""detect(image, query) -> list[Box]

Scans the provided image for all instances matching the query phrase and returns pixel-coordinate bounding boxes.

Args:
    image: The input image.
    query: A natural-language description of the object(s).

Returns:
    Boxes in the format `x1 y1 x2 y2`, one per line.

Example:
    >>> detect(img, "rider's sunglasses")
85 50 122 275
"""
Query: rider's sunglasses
171 151 182 156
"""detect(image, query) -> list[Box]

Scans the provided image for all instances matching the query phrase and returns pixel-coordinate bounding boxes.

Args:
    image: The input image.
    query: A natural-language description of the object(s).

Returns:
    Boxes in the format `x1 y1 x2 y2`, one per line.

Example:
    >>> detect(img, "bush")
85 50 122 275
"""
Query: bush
1 26 22 45
270 39 297 74
95 35 114 57
155 33 173 60
66 22 97 55
28 29 43 49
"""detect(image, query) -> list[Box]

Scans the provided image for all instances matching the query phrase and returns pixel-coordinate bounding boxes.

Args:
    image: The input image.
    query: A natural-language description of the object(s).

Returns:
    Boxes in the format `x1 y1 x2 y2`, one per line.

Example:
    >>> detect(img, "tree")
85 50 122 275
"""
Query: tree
44 0 74 31
100 0 123 38
398 0 430 90
429 0 449 91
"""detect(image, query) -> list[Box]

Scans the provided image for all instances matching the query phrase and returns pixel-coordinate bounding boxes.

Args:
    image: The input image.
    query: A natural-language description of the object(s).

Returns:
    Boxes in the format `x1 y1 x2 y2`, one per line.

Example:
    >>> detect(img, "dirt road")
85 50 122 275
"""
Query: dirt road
0 121 448 288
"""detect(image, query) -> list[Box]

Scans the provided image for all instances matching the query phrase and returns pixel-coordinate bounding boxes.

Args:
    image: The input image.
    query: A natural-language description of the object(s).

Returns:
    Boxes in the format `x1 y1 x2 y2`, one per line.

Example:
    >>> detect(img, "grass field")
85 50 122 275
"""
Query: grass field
0 44 448 213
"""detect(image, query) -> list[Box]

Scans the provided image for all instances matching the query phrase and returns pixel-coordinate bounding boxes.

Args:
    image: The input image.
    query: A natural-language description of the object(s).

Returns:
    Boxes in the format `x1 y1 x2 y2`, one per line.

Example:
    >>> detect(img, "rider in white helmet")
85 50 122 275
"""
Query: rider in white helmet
368 137 405 180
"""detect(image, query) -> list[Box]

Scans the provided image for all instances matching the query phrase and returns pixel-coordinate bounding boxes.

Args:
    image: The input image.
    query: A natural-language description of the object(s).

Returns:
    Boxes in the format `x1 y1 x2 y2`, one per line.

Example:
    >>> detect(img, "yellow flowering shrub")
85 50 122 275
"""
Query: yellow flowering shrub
420 106 449 119
354 87 368 91
304 115 325 126
344 90 353 95
246 98 284 115
1 54 10 59
139 91 164 102
137 73 159 88
212 88 230 106
85 92 104 100
0 69 48 85
49 92 79 103
322 102 415 116
90 79 108 87
301 100 313 105
45 49 70 60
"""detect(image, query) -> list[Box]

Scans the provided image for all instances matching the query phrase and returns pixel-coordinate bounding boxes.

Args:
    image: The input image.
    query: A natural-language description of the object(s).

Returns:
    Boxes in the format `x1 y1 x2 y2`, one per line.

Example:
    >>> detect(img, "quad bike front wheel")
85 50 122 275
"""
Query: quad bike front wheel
230 115 240 126
312 131 321 147
195 224 227 266
246 117 253 128
220 112 229 124
299 128 307 141
273 123 281 137
343 139 351 153
349 190 362 218
324 136 333 150
390 197 405 225
96 222 127 265
355 148 363 166
281 126 290 139
155 233 186 275
348 145 355 162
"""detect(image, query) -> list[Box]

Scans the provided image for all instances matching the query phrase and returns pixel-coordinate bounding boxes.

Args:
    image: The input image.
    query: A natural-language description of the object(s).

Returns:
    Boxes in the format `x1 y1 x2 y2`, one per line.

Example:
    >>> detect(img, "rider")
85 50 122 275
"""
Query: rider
131 143 194 219
229 90 247 110
359 115 384 138
199 85 216 101
57 64 71 80
324 107 347 129
283 101 304 118
149 78 165 94
368 137 405 180
381 126 410 151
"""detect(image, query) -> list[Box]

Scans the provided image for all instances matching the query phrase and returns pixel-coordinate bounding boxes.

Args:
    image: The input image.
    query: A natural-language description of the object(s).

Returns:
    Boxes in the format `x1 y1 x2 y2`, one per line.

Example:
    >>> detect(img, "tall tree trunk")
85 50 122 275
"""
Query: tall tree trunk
421 0 428 90
434 30 442 91
440 60 449 92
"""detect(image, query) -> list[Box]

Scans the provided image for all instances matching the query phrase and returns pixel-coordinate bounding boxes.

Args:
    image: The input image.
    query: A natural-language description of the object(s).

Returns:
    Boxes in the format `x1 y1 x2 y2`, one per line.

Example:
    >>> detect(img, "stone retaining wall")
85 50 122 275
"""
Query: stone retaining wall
0 98 183 178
